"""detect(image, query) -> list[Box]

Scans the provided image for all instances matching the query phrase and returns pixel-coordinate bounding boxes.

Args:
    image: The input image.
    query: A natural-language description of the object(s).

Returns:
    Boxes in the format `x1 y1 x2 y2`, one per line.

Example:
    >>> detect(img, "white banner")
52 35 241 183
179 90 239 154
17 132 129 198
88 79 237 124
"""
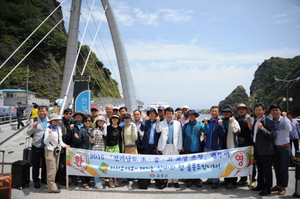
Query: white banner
66 146 253 179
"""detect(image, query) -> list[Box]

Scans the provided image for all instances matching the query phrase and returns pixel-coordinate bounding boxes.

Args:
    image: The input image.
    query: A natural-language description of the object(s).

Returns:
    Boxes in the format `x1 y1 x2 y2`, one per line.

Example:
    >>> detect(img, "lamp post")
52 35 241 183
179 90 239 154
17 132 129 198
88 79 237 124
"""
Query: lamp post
275 76 300 111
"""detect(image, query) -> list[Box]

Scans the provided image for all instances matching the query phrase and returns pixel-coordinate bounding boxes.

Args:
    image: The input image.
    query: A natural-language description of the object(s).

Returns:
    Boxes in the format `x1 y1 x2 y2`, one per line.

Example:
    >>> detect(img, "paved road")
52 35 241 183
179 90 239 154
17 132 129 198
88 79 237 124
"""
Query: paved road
0 123 297 199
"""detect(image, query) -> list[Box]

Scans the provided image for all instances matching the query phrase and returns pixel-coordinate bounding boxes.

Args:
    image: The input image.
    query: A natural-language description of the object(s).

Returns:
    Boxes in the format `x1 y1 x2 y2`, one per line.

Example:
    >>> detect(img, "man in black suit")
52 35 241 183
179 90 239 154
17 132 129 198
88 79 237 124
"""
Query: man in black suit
251 103 275 196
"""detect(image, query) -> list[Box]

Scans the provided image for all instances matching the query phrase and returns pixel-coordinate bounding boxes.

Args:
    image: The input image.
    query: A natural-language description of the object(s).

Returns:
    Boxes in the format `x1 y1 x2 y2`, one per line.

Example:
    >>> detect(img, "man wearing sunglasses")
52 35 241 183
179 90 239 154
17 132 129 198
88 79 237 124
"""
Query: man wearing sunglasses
56 108 74 185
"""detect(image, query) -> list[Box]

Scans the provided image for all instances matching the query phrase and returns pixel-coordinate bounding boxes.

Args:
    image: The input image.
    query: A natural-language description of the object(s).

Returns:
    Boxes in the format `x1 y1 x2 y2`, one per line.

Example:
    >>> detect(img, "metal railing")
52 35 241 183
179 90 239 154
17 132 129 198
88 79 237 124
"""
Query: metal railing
0 105 32 125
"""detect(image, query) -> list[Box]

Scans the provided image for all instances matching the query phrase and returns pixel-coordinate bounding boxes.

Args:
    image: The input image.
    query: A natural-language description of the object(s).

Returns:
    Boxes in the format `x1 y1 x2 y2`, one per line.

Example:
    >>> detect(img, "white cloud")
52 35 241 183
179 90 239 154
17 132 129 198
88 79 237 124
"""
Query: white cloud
133 8 159 25
159 8 192 23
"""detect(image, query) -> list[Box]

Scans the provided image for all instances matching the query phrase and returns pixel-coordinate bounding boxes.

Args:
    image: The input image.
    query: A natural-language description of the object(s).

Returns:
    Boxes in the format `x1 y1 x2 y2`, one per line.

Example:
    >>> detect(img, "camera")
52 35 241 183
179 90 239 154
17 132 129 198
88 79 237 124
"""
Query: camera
54 146 61 156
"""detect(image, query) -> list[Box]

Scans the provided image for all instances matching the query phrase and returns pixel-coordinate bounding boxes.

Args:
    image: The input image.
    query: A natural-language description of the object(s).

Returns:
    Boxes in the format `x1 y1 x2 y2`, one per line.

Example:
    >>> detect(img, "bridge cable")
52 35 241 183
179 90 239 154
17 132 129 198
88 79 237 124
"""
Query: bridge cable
0 10 71 85
0 0 67 70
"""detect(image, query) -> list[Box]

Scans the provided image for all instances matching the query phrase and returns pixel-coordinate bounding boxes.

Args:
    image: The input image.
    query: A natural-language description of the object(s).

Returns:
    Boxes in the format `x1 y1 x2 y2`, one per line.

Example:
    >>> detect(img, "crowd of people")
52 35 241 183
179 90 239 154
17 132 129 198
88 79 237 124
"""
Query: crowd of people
26 103 299 196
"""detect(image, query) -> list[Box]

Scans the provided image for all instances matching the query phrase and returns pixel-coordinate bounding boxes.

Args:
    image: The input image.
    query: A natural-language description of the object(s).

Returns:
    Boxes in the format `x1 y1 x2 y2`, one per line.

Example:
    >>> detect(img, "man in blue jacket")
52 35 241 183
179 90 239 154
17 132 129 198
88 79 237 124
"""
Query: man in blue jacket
182 110 208 188
203 106 226 189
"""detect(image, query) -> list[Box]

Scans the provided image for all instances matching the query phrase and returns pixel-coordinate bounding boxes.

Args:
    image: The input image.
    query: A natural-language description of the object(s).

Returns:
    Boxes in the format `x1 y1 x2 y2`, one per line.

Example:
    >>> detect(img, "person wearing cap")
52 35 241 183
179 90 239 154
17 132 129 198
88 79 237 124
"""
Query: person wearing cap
70 112 86 148
234 103 255 186
178 105 189 126
157 105 165 121
156 107 183 188
182 110 209 188
140 108 161 188
44 113 70 193
106 114 122 188
91 116 107 189
113 106 119 115
140 108 161 155
121 113 138 188
266 104 292 195
27 105 49 188
69 111 86 186
220 105 241 189
132 110 144 154
203 106 226 189
91 106 100 122
251 103 275 196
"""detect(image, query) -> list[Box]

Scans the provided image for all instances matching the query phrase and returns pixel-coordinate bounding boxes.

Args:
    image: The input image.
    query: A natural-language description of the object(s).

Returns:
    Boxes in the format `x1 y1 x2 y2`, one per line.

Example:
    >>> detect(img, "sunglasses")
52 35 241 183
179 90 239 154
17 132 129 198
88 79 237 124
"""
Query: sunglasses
84 120 92 123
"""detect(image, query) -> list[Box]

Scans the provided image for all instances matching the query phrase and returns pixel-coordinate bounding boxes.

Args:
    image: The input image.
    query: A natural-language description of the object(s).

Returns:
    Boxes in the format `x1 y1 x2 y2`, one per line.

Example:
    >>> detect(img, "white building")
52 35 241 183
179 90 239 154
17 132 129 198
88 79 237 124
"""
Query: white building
0 89 49 106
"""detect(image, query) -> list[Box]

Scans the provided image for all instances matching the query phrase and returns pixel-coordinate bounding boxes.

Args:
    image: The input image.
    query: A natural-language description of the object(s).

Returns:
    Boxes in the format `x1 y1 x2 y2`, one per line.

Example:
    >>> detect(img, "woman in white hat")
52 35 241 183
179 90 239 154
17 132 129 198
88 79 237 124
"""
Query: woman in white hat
91 116 107 189
44 113 70 193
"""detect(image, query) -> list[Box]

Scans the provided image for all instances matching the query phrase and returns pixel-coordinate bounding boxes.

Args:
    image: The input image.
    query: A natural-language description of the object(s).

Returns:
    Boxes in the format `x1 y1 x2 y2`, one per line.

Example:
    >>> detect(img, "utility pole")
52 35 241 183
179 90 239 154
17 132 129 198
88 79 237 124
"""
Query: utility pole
22 65 31 106
275 76 300 111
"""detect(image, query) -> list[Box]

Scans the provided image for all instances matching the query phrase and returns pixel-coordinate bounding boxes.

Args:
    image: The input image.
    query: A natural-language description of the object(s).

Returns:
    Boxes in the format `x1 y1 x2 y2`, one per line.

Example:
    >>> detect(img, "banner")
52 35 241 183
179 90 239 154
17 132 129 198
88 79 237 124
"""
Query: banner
66 146 253 179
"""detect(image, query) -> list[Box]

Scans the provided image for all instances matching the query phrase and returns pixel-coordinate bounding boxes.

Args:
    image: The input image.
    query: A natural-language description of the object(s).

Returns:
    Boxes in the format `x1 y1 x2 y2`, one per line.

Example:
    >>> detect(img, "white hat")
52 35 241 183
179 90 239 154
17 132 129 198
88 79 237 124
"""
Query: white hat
48 113 61 122
95 116 106 123
182 105 189 109
113 106 119 110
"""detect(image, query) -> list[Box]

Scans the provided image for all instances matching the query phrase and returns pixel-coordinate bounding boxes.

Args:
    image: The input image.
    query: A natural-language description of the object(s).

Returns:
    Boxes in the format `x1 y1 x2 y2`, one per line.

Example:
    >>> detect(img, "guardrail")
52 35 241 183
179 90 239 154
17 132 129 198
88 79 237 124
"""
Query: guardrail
0 105 32 125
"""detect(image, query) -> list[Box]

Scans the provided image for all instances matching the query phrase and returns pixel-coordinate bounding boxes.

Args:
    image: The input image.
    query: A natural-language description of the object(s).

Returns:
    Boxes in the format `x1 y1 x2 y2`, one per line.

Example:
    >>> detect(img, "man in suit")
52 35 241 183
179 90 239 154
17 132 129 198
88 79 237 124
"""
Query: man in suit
156 107 183 188
251 103 275 196
140 108 160 154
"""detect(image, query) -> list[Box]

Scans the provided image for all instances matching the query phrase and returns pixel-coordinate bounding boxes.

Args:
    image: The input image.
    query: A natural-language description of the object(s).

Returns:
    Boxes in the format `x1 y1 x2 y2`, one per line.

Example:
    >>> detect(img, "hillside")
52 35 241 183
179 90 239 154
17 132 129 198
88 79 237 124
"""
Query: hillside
218 85 250 110
249 56 300 114
218 56 300 115
0 0 121 102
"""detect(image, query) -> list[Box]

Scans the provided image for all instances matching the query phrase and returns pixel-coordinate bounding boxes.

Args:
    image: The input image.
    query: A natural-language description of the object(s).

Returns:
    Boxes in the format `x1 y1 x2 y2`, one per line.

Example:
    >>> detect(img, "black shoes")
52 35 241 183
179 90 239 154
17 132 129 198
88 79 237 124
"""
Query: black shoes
34 181 41 188
195 180 202 188
158 180 167 189
211 183 219 189
252 186 263 191
186 180 193 187
203 180 213 185
259 190 271 196
173 182 180 188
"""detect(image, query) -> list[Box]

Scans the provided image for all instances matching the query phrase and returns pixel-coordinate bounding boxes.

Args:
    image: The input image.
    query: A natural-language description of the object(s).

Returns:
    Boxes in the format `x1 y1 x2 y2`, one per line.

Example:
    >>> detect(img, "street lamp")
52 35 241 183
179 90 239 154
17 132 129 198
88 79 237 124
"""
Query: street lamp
274 76 300 111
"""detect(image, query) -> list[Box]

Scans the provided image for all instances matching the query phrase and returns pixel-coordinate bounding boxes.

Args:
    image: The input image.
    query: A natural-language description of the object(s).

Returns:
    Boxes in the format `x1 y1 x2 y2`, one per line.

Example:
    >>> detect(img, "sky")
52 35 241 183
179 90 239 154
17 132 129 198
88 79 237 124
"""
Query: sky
59 0 300 110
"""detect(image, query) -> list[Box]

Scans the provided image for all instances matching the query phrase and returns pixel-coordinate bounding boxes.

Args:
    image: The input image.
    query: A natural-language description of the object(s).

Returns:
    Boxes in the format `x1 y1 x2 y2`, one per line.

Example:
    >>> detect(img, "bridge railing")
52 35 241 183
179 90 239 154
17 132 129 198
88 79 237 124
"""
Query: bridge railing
0 105 32 125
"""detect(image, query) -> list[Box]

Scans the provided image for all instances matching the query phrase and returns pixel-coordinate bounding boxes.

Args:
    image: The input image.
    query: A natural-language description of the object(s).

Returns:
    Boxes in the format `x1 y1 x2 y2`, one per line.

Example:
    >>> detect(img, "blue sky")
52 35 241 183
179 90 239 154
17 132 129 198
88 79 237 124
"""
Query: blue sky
60 0 300 110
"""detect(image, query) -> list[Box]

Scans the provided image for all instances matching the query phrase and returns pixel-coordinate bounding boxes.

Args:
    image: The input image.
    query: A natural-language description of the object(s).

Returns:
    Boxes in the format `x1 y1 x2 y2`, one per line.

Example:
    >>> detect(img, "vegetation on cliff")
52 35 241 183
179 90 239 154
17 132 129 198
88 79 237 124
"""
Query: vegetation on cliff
218 56 300 115
218 85 250 110
0 0 121 102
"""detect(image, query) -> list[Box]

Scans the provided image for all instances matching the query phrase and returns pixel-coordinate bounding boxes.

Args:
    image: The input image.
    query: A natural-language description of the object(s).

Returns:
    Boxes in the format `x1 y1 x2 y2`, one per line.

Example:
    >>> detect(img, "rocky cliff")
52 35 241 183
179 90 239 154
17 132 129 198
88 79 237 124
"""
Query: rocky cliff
218 56 300 115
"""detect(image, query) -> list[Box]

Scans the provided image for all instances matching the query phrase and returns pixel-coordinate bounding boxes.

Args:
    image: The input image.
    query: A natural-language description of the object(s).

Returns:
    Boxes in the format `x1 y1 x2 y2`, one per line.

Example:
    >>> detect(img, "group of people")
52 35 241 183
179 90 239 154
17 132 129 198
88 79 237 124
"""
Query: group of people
26 103 299 196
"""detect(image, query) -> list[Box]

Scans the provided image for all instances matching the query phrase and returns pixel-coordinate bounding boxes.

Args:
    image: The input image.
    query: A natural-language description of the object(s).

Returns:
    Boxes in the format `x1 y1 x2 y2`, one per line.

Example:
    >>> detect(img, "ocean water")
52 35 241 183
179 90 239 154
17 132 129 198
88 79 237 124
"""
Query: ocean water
197 113 211 122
